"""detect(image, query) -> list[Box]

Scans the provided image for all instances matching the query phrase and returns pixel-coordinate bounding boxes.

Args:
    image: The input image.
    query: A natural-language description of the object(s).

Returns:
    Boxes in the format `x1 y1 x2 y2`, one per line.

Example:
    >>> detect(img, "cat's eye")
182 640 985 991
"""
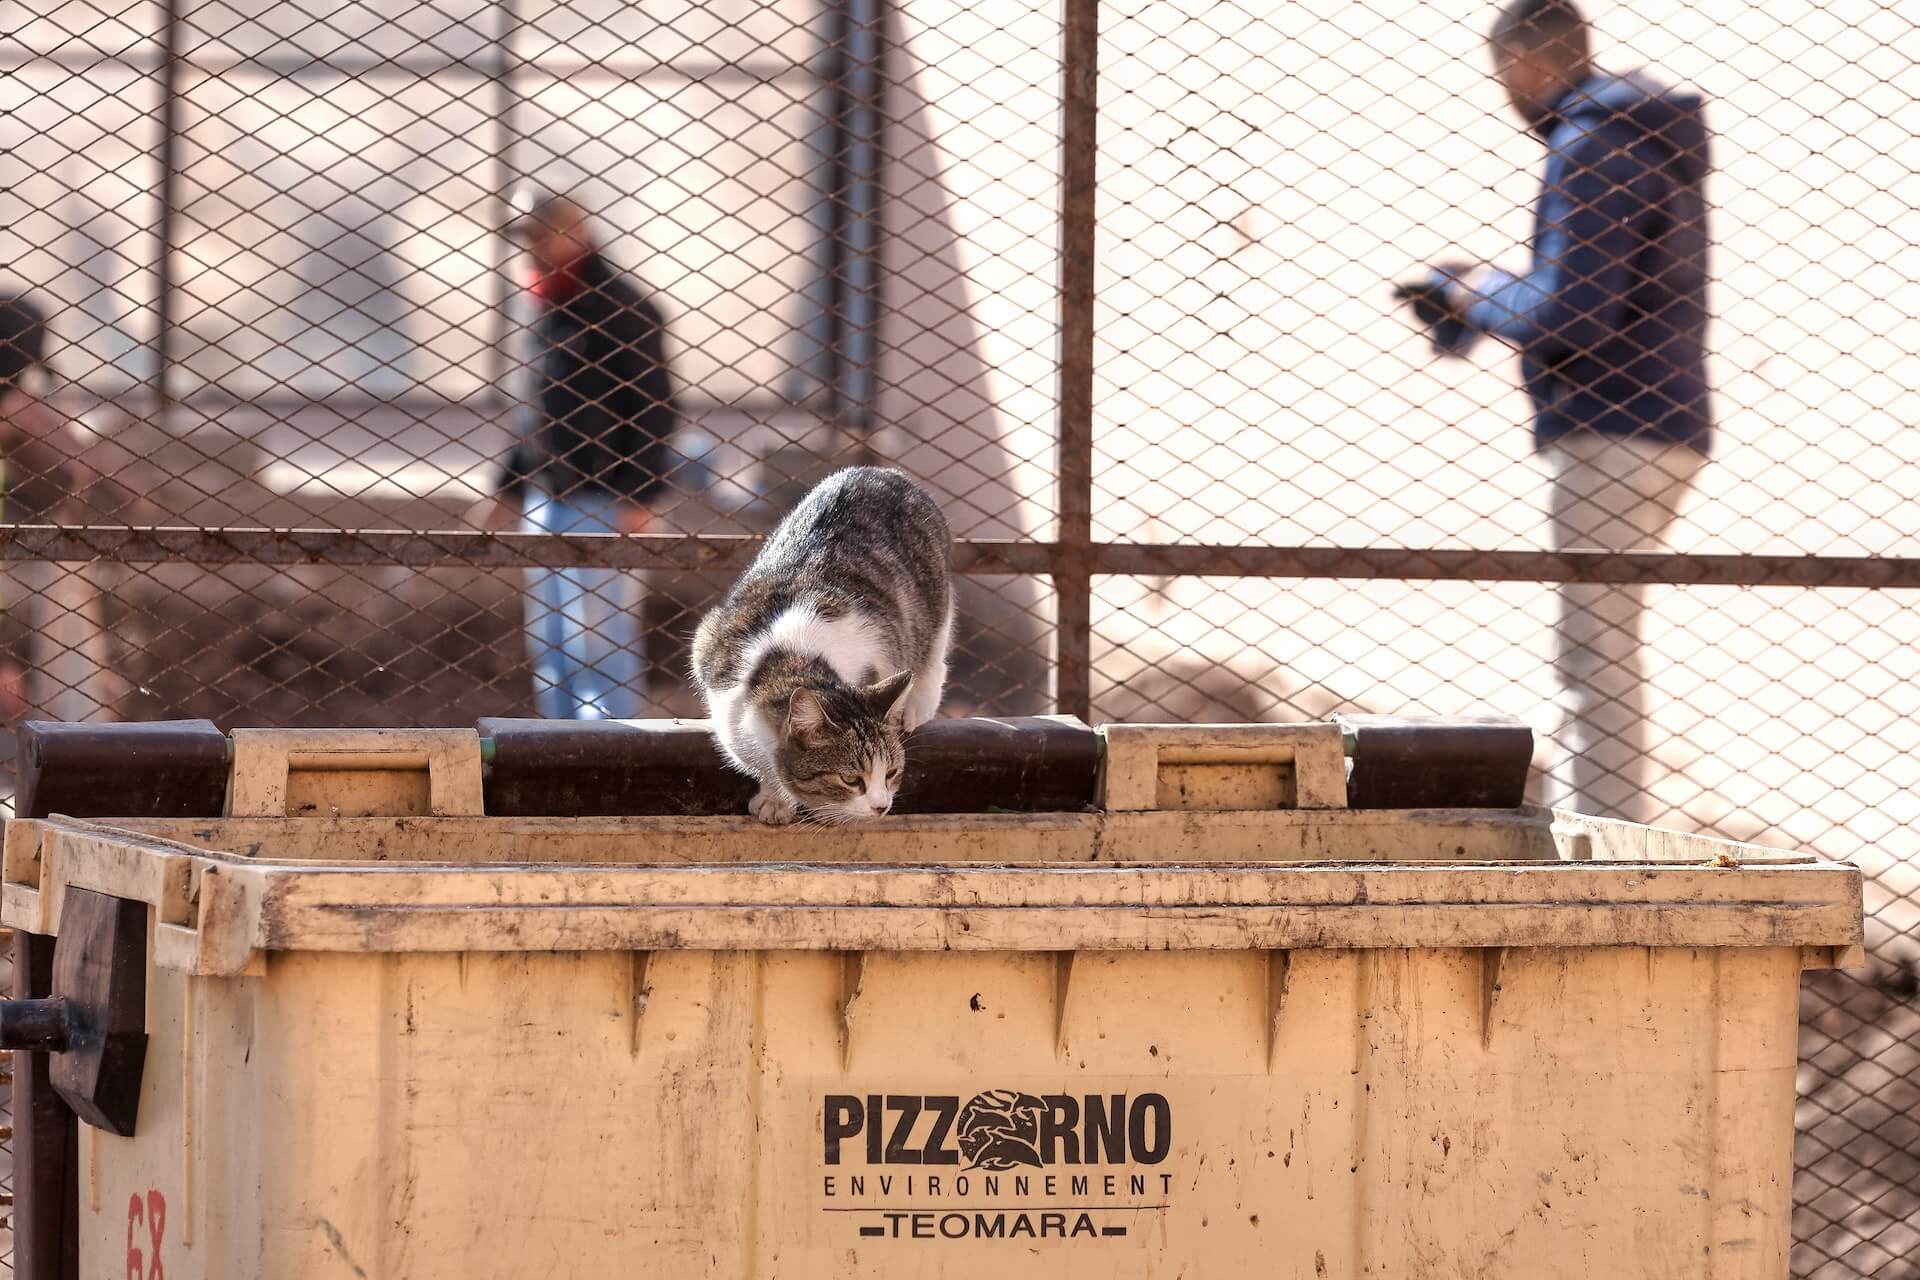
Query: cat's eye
886 769 902 785
837 772 863 789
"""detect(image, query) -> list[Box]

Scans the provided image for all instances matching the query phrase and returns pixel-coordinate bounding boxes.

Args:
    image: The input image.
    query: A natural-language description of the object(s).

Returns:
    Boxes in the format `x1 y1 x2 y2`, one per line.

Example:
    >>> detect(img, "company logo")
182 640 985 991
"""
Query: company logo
956 1089 1044 1170
823 1090 1171 1168
818 1087 1176 1244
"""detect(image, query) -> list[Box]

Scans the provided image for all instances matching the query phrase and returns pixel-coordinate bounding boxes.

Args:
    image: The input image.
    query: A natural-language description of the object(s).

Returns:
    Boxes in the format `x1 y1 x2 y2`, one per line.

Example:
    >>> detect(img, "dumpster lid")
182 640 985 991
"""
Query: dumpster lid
0 812 1865 977
15 714 1541 819
478 715 1103 816
17 718 229 820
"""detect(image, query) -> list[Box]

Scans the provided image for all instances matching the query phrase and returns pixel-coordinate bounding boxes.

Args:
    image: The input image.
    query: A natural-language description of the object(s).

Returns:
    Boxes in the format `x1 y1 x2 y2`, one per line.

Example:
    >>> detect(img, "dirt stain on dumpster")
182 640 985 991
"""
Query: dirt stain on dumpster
314 1217 370 1279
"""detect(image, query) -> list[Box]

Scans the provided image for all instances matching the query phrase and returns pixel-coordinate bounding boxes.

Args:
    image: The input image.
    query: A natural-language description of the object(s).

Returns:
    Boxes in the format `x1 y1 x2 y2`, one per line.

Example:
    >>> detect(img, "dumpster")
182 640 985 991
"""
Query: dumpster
1 716 1861 1279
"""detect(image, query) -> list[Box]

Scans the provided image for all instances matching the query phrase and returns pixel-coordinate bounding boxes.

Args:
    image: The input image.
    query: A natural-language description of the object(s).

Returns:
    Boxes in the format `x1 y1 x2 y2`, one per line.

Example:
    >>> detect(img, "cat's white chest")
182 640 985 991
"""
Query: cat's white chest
703 605 890 779
759 605 889 684
704 681 765 775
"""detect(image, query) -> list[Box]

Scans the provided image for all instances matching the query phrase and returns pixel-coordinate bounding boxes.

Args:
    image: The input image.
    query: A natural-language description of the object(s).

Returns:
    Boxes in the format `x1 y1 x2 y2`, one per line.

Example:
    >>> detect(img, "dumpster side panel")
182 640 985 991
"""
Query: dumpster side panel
1350 946 1798 1278
81 951 771 1278
81 961 198 1280
251 950 764 1277
759 947 1803 1277
75 945 1802 1279
761 948 1338 1277
83 964 327 1280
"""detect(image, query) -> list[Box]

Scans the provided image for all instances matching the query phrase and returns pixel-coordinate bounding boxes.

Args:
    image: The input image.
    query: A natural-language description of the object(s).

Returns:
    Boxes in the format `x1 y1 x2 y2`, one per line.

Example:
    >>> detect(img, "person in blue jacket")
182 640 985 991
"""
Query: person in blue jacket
1399 0 1714 818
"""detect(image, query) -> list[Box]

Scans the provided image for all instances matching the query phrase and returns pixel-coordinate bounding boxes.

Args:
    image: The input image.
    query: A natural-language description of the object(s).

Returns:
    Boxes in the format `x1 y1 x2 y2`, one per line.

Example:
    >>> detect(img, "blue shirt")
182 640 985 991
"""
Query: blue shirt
1446 72 1715 454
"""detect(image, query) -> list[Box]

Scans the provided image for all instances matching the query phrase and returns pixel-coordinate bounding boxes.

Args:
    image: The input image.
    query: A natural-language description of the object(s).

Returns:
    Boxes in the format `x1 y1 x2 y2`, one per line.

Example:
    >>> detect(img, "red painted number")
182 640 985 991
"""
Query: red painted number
126 1190 166 1280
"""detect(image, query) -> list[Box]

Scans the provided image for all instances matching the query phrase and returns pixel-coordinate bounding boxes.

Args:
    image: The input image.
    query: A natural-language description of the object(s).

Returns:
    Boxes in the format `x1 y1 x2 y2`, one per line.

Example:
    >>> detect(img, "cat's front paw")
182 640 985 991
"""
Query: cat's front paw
749 786 799 826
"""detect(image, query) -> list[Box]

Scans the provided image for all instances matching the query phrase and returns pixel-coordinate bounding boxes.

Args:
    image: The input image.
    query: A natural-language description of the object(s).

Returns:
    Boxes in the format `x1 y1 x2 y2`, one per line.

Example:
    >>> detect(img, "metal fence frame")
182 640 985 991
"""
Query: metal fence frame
7 526 1920 720
8 0 1920 719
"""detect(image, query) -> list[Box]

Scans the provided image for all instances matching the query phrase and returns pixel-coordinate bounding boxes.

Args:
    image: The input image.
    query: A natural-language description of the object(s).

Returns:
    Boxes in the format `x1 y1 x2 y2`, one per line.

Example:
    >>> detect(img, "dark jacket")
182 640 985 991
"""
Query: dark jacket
500 254 678 505
1451 72 1714 453
0 393 76 522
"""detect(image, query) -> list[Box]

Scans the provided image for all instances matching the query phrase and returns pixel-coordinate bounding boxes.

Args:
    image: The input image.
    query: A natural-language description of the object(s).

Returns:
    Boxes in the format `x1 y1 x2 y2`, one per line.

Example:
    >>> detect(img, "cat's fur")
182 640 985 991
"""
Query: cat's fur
692 467 953 824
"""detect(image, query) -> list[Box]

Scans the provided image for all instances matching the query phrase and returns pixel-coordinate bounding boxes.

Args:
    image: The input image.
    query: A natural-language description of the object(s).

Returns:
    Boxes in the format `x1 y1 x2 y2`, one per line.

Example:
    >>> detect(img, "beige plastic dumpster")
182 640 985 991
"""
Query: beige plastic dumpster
0 719 1862 1279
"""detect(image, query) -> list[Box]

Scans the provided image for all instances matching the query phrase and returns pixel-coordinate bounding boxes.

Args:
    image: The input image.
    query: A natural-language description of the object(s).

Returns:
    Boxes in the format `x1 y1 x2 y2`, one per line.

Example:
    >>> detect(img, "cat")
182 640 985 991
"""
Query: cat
692 466 953 824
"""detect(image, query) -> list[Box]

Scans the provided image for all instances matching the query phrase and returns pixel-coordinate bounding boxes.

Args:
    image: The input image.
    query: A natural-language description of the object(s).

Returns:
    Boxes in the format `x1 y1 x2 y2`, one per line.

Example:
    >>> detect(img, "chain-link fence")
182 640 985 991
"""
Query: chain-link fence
1 0 1916 1273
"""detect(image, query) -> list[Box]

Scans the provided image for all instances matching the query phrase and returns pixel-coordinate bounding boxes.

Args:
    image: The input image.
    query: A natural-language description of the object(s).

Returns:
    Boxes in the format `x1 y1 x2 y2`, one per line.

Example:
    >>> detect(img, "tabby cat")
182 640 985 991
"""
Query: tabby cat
692 467 953 824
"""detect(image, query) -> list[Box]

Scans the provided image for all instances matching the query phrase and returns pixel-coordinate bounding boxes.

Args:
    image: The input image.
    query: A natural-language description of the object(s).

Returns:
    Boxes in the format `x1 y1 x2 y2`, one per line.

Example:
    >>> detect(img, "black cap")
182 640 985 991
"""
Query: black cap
0 295 48 385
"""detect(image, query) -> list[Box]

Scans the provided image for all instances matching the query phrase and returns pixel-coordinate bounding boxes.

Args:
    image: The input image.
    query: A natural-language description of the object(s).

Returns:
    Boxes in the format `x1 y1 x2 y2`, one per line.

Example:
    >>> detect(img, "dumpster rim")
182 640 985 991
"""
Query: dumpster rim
1 815 1865 976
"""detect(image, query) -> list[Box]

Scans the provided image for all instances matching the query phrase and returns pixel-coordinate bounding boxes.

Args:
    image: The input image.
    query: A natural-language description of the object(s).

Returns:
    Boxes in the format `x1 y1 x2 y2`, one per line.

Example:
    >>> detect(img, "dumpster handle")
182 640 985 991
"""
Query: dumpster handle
3 888 149 1137
227 728 486 817
1100 724 1348 811
0 996 72 1053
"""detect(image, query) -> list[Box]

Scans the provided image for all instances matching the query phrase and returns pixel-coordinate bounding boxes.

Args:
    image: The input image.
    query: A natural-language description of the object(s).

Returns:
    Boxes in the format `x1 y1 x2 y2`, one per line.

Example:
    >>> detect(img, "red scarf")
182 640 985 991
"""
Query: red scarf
528 254 590 306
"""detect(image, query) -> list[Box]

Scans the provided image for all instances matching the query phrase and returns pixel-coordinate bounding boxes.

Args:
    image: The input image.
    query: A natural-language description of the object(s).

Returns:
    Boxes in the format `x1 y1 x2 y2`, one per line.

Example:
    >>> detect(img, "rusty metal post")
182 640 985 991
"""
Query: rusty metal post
1053 0 1098 721
154 0 181 407
487 0 520 395
12 931 79 1280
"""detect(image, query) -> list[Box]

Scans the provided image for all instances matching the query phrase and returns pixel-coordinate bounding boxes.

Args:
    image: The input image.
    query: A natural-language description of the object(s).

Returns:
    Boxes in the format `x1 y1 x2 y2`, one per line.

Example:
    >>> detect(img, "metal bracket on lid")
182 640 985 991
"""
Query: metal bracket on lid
227 728 485 818
1100 723 1348 812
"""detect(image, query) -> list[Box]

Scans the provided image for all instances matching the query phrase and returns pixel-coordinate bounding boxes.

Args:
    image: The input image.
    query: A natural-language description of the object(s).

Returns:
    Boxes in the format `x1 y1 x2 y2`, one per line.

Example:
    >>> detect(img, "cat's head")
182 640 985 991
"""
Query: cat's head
773 670 914 820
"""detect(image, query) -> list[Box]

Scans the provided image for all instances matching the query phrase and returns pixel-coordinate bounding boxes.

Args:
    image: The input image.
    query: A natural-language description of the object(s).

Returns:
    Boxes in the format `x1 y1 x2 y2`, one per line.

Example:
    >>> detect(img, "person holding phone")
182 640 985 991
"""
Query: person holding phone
1397 0 1714 818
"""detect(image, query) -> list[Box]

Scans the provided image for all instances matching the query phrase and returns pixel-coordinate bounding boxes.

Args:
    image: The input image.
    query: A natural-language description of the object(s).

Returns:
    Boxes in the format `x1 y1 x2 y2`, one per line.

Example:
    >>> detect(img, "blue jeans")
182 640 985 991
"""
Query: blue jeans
522 490 643 720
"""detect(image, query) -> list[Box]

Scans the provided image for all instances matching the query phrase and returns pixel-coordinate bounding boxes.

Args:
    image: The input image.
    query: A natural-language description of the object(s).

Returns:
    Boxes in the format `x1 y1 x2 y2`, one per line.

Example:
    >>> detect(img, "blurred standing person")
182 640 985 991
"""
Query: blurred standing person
0 293 114 725
0 295 84 526
1398 0 1713 817
484 193 679 719
0 295 77 719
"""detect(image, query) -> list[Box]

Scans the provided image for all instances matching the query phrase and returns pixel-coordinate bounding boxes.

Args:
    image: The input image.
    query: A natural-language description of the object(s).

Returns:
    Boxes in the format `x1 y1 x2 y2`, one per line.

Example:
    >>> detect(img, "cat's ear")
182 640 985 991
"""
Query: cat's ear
785 688 835 744
866 670 914 726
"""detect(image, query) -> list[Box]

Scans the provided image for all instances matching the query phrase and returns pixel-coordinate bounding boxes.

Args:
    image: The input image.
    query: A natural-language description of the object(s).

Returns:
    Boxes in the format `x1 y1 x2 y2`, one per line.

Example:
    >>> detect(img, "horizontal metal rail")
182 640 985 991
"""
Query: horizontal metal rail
5 525 1920 588
35 389 822 416
0 45 819 82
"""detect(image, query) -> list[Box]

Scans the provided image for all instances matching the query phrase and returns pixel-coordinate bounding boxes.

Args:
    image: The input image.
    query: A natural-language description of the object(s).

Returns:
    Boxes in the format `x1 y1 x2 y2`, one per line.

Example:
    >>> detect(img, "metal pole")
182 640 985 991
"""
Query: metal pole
823 0 854 447
488 0 520 395
841 0 883 461
1053 0 1098 721
154 0 182 408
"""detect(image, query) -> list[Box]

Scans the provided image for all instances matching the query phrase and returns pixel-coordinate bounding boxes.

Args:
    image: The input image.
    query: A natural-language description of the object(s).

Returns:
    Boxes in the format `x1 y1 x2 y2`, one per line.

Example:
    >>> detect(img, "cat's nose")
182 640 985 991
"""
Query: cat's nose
874 799 892 815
